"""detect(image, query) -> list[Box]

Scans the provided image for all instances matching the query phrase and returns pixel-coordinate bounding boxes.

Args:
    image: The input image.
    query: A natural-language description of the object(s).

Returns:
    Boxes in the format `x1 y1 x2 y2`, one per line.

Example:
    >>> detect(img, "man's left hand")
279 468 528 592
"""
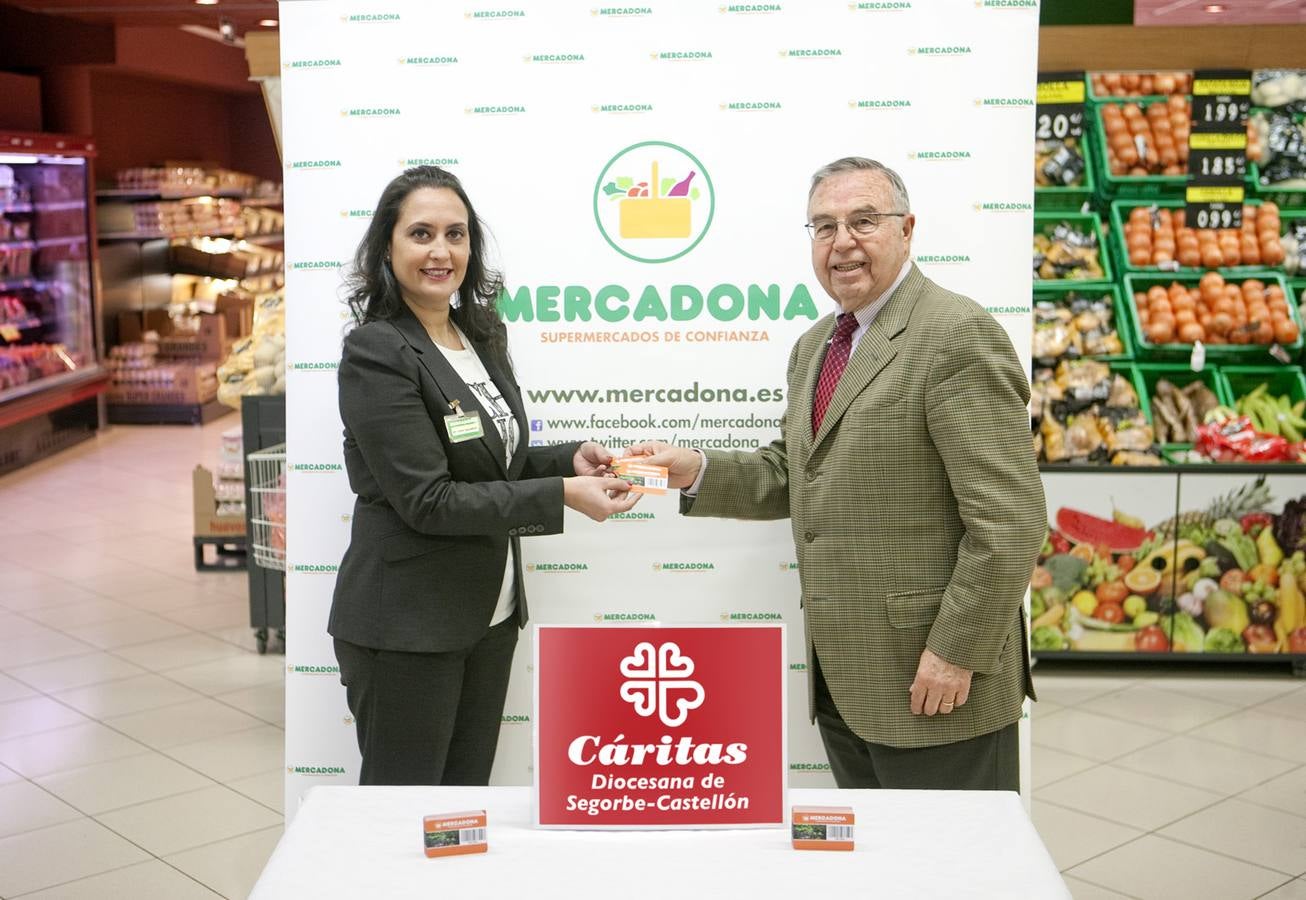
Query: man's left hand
909 648 972 716
573 442 614 477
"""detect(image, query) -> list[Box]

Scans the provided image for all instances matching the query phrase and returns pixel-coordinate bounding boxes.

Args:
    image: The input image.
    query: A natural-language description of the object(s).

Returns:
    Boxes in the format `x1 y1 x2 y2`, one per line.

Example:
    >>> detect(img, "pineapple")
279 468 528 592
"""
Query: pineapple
1151 475 1270 539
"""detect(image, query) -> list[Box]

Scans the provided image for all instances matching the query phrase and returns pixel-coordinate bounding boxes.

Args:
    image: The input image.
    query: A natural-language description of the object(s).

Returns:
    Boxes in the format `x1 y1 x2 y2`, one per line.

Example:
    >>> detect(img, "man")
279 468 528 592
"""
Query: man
632 157 1045 791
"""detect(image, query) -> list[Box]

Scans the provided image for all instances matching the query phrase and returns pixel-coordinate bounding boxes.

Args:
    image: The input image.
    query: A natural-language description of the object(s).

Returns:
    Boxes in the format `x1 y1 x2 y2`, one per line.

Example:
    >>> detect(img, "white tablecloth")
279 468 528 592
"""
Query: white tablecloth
250 786 1068 899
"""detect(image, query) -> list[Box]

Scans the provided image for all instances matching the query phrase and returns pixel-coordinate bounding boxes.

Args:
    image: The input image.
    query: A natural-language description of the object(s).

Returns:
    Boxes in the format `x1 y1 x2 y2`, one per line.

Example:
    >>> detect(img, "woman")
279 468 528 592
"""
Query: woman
329 166 637 785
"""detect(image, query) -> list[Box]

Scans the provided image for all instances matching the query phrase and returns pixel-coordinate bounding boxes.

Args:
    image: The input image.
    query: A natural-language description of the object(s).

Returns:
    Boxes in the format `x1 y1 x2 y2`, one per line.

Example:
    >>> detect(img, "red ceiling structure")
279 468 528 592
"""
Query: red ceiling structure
15 0 279 32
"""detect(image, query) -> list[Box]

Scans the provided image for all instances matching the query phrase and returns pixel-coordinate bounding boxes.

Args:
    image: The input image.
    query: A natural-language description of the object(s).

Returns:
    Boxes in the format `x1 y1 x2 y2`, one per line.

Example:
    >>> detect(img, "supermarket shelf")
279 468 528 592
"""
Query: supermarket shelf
0 202 83 214
242 198 284 208
0 240 35 250
0 316 43 335
0 365 109 429
107 396 233 425
34 235 86 249
99 231 283 244
96 189 246 201
0 276 50 291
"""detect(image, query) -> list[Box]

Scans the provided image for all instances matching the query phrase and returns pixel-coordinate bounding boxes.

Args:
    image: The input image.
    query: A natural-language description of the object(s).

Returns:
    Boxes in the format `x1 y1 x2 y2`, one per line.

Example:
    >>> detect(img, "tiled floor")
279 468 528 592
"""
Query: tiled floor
1 421 1305 898
0 418 284 899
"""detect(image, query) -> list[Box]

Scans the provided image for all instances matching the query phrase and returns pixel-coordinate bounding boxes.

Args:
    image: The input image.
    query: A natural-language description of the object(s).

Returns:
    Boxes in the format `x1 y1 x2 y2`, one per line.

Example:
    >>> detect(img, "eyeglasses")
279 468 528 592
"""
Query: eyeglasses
804 212 907 243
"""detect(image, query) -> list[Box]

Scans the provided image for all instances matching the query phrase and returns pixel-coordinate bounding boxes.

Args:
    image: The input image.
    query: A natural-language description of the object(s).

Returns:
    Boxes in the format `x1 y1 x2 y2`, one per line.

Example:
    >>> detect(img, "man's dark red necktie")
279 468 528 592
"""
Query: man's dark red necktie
812 312 858 434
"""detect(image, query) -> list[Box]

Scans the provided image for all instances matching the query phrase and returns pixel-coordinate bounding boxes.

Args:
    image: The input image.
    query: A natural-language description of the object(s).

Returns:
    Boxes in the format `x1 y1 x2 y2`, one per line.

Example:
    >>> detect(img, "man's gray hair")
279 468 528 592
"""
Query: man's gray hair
809 157 911 213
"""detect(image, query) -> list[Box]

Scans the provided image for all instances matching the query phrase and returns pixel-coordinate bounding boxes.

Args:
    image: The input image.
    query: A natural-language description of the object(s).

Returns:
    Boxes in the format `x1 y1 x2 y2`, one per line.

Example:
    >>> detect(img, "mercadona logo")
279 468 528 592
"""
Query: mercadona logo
594 141 714 264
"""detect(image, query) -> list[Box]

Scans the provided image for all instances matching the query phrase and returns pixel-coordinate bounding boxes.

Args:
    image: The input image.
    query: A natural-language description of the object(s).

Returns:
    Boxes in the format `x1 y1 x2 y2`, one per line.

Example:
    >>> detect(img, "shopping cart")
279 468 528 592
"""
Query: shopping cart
246 442 286 652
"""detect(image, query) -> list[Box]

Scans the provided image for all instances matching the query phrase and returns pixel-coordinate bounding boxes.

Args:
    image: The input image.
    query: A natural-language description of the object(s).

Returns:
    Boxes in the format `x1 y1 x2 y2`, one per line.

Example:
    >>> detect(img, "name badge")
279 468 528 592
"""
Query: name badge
444 400 484 443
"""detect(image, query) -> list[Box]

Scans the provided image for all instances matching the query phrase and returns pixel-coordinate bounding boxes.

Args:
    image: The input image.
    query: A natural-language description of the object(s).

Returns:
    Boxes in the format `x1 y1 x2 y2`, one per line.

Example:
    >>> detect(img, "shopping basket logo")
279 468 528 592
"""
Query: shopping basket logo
618 641 705 727
593 141 715 263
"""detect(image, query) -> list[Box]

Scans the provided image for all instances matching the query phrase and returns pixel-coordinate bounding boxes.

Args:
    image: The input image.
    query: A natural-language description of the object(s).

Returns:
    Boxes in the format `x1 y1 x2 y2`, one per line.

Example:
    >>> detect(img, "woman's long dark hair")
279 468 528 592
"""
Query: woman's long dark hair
344 166 509 369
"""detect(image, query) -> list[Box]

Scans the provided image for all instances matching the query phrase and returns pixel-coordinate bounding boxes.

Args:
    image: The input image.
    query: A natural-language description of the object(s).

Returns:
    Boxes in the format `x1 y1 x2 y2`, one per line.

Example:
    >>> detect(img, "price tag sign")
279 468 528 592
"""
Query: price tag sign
1191 71 1251 132
1186 69 1250 229
1184 184 1246 230
1035 71 1085 141
0 324 19 342
1188 132 1248 182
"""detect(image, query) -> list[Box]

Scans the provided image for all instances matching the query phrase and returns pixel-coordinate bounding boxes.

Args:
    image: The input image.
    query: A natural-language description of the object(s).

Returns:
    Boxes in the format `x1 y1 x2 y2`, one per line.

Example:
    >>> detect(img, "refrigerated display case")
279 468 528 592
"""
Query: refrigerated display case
0 132 107 475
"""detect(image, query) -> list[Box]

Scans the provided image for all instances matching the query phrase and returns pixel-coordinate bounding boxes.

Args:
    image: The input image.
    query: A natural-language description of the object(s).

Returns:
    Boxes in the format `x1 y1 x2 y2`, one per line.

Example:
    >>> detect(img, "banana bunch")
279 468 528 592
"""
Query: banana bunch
1235 383 1306 441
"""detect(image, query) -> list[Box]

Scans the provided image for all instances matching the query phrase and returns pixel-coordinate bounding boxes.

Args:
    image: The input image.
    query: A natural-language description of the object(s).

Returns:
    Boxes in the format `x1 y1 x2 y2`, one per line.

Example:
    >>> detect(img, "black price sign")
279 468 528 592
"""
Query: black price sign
1186 70 1250 229
1185 185 1246 230
1188 131 1249 183
1191 70 1251 132
1035 71 1085 141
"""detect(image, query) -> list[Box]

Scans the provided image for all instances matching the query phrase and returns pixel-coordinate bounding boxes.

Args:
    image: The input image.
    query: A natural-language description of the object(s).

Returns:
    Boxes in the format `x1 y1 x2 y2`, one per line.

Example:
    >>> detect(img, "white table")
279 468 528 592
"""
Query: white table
251 787 1068 899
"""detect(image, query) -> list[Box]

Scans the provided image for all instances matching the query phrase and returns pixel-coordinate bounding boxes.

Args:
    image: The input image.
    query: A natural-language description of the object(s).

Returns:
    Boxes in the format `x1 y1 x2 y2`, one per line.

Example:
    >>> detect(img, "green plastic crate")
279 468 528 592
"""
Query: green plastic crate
1037 361 1158 466
1108 199 1273 278
1135 362 1231 448
1091 101 1189 200
1249 162 1306 211
1248 106 1306 210
1033 282 1133 362
1034 211 1114 288
1122 271 1304 362
1085 72 1190 106
1035 135 1097 212
1289 278 1306 304
1219 365 1306 419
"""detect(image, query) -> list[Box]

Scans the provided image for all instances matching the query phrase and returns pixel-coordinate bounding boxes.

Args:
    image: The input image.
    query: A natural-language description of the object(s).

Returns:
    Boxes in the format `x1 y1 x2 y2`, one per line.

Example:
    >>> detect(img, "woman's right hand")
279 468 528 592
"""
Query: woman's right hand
563 476 640 522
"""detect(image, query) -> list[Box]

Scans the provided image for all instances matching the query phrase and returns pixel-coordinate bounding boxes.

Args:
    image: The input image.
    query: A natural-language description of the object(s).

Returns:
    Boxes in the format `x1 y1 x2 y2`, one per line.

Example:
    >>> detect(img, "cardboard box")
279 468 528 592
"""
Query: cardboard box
215 294 254 340
107 362 218 405
193 465 245 538
116 312 227 362
791 806 854 852
423 810 487 859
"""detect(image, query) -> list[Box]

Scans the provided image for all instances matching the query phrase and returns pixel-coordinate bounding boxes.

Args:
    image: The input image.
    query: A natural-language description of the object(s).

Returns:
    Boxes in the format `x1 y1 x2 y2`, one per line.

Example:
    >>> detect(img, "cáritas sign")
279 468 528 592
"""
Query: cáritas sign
533 625 785 829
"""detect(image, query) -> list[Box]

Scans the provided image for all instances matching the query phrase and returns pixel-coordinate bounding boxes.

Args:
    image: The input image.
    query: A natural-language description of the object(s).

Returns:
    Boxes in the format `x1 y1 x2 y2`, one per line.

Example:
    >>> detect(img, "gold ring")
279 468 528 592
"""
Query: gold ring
940 702 955 709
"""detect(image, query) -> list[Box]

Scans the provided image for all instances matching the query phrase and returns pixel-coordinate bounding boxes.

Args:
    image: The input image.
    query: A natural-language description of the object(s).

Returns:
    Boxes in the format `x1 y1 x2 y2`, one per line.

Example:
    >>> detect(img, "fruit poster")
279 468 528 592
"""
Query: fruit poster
1038 471 1306 655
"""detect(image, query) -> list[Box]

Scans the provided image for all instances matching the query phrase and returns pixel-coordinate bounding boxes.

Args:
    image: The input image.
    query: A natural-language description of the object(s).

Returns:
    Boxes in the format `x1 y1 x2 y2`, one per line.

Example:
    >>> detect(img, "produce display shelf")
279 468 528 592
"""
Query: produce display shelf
1033 282 1134 363
1121 270 1303 363
1033 210 1115 289
1034 650 1303 663
1039 461 1306 473
1107 199 1284 279
107 397 233 426
1036 134 1097 213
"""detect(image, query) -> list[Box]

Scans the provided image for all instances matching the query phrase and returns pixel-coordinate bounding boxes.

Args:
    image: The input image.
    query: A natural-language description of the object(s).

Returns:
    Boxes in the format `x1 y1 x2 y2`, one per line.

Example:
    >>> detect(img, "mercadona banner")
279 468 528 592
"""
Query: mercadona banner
279 0 1040 817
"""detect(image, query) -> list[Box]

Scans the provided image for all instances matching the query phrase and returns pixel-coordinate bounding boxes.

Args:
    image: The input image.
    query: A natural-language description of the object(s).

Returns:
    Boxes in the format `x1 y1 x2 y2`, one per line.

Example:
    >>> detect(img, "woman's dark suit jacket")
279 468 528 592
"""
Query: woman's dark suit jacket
328 306 580 653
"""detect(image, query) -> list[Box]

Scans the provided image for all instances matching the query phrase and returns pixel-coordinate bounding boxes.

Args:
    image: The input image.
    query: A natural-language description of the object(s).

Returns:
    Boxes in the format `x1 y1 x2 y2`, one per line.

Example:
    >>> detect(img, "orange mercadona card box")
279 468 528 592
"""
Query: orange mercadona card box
611 457 668 495
791 805 854 851
422 810 487 858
